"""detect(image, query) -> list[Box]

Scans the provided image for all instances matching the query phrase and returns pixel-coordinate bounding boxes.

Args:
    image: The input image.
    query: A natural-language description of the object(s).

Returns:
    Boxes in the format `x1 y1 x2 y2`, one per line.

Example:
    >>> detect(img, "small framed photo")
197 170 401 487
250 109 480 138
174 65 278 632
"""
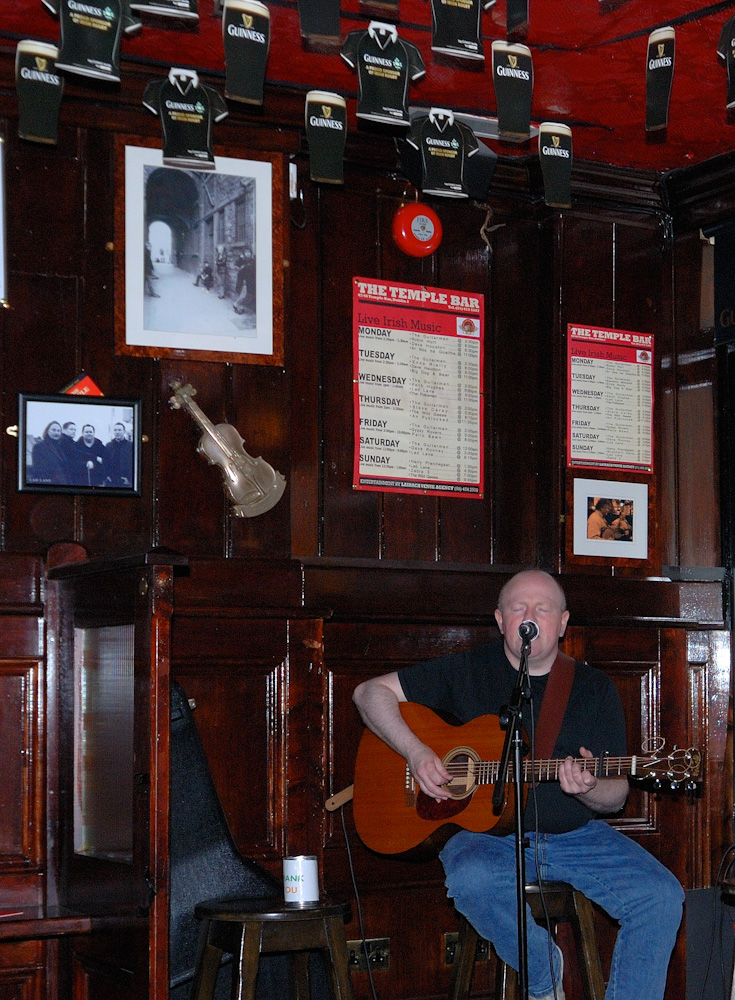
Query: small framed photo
18 393 141 496
572 478 648 560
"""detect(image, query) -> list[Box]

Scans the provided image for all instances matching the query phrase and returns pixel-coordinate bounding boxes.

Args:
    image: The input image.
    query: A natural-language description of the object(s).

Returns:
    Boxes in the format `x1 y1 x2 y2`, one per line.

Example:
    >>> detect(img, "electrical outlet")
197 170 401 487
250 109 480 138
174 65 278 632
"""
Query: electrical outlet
346 937 390 971
443 931 489 965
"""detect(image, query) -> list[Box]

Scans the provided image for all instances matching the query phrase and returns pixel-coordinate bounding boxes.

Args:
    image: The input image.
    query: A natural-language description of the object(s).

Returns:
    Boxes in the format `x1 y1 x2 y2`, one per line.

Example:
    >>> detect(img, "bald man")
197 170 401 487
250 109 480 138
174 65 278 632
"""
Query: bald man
353 570 683 1000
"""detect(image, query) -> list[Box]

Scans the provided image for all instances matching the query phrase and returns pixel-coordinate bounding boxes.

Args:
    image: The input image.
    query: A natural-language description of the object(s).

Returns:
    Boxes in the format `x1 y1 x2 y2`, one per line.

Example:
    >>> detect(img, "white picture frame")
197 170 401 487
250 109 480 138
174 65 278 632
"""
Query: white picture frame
115 139 285 365
572 478 648 559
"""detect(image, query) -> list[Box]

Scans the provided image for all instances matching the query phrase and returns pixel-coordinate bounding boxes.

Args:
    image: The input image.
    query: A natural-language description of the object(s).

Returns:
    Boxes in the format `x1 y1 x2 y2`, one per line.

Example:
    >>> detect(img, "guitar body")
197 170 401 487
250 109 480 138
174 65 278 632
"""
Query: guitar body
352 703 701 857
353 703 515 856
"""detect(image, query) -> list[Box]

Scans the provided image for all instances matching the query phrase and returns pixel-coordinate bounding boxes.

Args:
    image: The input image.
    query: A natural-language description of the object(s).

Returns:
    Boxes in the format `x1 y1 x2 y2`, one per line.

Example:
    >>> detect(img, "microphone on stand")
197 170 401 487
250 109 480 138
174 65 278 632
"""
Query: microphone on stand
518 620 539 642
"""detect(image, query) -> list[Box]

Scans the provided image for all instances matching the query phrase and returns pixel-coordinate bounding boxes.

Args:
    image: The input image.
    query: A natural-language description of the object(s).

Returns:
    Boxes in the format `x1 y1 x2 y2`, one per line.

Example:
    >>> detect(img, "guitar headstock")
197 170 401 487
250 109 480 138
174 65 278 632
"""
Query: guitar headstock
169 381 196 410
629 746 702 793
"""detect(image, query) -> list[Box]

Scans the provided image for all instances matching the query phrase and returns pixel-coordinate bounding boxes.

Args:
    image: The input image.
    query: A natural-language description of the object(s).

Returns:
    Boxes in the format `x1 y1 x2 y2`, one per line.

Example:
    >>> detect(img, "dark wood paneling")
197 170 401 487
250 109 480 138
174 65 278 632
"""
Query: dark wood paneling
229 361 292 558
288 160 322 559
0 660 43 871
320 181 383 559
172 615 289 857
491 214 554 568
0 938 45 1000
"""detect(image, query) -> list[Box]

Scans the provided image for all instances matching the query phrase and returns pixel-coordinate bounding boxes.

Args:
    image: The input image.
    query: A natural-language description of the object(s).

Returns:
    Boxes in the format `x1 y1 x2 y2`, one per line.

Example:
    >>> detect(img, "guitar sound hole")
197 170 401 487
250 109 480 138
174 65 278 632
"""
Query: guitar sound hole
443 746 479 800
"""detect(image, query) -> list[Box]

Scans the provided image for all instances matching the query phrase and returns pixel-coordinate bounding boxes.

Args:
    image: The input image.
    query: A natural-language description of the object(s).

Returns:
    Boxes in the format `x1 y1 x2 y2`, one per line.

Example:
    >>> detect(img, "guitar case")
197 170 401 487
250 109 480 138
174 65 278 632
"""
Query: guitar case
169 680 328 1000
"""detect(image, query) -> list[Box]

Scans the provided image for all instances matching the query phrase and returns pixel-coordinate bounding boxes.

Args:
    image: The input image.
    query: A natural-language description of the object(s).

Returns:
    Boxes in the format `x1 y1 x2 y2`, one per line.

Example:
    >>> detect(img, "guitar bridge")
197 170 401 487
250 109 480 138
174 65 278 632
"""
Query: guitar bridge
405 765 417 807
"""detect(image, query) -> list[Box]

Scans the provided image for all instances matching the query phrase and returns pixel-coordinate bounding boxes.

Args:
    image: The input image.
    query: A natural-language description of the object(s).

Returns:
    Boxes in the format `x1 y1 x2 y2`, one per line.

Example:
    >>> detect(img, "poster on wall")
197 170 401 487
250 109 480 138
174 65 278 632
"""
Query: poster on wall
567 324 653 473
353 277 484 497
572 478 648 560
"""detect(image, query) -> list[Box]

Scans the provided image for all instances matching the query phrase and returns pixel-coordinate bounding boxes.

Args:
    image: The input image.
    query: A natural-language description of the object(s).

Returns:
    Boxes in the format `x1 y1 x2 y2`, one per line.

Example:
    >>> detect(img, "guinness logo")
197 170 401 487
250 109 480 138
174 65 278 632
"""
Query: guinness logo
508 55 517 68
242 13 253 27
322 105 332 118
35 56 48 71
657 42 665 57
552 135 560 147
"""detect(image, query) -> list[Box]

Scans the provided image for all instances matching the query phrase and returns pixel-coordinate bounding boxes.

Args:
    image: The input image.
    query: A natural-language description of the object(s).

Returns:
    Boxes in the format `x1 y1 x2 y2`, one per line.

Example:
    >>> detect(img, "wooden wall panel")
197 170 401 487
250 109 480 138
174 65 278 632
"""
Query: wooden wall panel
612 219 670 335
677 384 719 567
559 215 614 328
0 948 44 1000
158 364 240 555
490 215 554 568
288 163 322 559
434 202 493 565
0 660 43 871
5 127 84 275
171 616 288 858
320 181 383 559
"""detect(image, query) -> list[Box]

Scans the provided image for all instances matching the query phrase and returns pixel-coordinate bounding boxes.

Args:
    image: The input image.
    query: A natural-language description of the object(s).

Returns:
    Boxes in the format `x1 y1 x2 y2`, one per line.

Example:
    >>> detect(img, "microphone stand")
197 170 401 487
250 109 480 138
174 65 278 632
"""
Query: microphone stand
492 635 533 1000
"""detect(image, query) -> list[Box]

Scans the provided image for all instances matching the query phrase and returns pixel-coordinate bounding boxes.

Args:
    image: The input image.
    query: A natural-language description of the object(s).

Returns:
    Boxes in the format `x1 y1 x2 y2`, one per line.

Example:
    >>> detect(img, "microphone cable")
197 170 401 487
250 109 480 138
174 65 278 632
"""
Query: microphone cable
339 803 381 1000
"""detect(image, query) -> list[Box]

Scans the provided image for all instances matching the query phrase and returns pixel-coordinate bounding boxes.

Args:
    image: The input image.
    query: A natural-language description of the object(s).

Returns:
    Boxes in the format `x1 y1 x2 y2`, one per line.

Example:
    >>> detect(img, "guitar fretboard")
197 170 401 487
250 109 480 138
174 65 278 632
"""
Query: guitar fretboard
447 755 647 785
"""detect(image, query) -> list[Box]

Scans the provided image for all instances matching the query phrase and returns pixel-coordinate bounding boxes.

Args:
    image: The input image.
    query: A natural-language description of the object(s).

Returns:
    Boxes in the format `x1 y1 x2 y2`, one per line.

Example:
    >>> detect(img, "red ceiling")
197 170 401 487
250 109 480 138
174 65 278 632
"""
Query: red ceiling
3 0 735 174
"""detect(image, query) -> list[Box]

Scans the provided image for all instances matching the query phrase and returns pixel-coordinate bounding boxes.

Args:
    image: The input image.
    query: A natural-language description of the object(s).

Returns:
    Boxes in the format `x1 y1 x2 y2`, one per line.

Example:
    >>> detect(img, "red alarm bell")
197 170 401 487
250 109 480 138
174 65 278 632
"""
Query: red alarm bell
392 202 443 257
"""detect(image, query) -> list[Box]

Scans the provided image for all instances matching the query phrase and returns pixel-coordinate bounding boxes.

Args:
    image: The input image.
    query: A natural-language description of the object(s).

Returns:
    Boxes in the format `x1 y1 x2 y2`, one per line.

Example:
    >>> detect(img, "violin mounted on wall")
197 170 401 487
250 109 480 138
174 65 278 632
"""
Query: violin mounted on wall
169 380 286 517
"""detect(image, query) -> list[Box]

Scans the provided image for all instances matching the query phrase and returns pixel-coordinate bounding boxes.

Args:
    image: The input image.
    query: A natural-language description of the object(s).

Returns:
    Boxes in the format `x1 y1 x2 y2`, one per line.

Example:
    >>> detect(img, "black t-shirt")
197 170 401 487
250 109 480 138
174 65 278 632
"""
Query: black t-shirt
143 69 228 169
397 639 627 834
341 22 426 127
42 0 140 82
406 110 479 198
429 0 496 62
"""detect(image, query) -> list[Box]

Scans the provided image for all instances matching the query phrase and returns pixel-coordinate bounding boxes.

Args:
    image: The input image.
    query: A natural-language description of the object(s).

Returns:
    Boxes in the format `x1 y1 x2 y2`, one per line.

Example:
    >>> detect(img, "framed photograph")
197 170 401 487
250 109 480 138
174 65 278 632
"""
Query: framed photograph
572 478 648 559
18 393 141 496
0 137 6 307
114 137 285 366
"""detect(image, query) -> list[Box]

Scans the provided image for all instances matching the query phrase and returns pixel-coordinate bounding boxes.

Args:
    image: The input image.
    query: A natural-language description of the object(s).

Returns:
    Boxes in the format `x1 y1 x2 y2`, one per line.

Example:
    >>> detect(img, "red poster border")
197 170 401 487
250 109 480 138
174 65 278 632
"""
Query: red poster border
353 277 485 498
566 323 654 474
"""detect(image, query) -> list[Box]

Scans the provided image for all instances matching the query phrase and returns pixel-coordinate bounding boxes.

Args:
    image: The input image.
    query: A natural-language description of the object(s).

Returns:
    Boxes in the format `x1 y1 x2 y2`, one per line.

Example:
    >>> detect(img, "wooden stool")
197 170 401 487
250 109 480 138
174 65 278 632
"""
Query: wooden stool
449 882 605 1000
191 895 354 1000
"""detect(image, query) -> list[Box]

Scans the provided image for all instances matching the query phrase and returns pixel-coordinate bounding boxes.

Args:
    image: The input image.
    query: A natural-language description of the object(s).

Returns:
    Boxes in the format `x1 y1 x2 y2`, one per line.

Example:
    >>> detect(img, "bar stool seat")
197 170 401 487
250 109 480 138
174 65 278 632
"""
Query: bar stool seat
191 895 354 1000
449 882 605 1000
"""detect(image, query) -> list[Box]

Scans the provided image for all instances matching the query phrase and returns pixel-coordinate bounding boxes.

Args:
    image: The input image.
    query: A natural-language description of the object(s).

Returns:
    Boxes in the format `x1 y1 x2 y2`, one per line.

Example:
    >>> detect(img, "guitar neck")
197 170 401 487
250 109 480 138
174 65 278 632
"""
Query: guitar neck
472 755 645 785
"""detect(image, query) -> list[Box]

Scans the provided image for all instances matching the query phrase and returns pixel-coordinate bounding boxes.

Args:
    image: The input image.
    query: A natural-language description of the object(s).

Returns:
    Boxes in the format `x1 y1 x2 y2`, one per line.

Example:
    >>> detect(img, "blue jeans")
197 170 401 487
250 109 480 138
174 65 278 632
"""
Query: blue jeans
440 821 683 999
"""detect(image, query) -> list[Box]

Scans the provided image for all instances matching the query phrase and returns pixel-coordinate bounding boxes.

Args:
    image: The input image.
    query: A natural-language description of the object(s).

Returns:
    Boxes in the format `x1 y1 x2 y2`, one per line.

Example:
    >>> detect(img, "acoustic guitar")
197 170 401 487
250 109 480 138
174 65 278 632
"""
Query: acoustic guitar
352 703 701 856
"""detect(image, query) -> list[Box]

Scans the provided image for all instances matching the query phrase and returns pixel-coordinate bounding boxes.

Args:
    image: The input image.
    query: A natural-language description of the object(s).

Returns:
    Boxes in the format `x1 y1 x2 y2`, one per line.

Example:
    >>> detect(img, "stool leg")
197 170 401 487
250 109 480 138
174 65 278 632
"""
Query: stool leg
289 951 311 1000
571 894 605 1000
498 959 516 1000
235 924 264 1000
322 914 355 1000
449 918 479 1000
190 919 225 1000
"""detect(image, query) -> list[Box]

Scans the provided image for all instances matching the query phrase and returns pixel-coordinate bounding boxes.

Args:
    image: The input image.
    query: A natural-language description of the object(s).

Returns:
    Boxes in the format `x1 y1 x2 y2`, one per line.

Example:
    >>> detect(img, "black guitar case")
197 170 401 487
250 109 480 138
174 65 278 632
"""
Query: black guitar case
169 680 326 999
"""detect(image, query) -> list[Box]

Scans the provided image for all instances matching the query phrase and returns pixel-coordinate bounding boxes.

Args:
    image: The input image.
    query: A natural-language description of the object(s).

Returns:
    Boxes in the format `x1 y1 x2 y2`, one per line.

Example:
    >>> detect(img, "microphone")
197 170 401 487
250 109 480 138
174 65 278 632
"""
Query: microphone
518 620 539 642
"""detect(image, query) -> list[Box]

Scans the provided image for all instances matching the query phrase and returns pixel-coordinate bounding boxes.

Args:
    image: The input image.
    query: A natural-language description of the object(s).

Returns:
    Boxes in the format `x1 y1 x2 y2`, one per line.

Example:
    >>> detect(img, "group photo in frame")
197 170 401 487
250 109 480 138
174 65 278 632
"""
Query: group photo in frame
18 393 141 496
572 477 648 560
114 139 285 365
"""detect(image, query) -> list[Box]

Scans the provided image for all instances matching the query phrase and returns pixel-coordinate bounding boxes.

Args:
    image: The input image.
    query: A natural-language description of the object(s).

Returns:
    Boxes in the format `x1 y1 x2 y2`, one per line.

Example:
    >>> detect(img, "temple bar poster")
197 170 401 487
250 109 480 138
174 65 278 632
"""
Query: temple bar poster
353 277 484 497
567 324 654 473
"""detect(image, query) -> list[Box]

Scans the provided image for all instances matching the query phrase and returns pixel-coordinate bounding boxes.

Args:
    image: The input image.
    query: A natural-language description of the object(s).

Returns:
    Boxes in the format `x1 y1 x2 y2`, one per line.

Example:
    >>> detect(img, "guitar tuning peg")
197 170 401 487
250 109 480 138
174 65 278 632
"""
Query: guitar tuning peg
669 781 679 791
653 779 662 790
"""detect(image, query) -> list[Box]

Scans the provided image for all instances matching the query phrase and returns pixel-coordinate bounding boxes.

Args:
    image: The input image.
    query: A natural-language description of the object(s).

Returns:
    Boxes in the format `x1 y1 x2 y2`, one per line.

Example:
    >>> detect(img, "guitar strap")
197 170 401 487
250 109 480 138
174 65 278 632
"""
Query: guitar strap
533 650 576 758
